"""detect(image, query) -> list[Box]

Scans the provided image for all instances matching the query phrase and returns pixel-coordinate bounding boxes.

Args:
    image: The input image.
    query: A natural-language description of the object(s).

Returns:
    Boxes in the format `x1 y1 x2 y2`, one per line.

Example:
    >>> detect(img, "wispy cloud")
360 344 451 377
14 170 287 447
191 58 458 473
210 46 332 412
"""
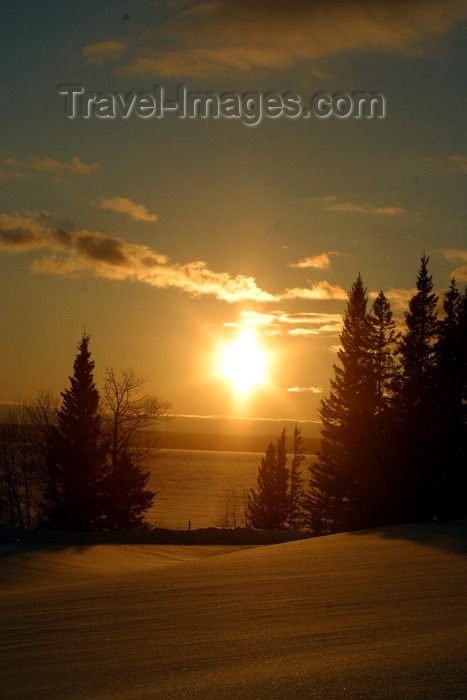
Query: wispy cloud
229 309 343 338
438 248 467 281
439 248 467 262
289 253 331 269
279 312 343 325
283 281 347 301
2 156 99 181
240 310 277 326
99 196 158 223
287 386 323 393
0 211 277 303
94 0 467 78
288 328 318 337
452 266 467 281
369 287 416 310
82 40 127 63
326 201 405 215
428 154 467 174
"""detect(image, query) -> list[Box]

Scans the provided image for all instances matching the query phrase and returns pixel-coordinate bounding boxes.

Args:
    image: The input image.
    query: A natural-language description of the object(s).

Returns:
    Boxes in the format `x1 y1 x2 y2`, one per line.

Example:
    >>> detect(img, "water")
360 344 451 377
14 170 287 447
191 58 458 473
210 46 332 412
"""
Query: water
145 449 316 530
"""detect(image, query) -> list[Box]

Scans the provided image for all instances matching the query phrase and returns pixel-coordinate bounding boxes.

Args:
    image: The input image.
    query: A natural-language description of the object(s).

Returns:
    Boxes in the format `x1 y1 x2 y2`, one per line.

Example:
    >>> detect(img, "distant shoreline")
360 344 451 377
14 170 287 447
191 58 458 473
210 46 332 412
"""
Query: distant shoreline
157 431 321 454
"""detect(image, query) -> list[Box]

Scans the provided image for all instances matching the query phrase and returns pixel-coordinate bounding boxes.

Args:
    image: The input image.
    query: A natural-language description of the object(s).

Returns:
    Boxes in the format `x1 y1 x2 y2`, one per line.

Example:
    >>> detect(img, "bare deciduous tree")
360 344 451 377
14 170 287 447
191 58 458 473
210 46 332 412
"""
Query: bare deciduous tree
101 368 171 466
215 487 248 528
100 368 171 529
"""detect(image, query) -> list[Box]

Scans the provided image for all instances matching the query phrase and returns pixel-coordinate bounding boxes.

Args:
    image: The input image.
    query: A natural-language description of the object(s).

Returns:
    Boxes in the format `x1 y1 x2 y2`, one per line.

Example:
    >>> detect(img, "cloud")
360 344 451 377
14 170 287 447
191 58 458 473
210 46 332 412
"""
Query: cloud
288 328 318 336
439 248 467 262
99 196 158 222
428 154 467 173
287 386 323 393
326 201 405 215
3 156 99 181
437 249 467 281
369 288 409 307
283 281 348 300
108 0 467 78
229 309 343 338
452 265 467 281
239 310 277 326
370 287 417 310
82 40 127 63
289 253 331 269
278 312 343 325
0 210 277 303
0 211 53 251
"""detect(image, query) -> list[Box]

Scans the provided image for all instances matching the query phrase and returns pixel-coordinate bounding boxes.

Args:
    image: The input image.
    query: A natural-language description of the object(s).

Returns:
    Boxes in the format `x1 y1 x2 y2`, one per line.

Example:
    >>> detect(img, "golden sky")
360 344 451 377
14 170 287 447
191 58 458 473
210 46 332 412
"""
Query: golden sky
1 0 466 428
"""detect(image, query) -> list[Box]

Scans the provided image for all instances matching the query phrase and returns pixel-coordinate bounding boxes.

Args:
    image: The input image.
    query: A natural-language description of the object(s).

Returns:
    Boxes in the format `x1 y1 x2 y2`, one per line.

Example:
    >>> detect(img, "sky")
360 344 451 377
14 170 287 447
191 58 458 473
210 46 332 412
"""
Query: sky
1 0 466 432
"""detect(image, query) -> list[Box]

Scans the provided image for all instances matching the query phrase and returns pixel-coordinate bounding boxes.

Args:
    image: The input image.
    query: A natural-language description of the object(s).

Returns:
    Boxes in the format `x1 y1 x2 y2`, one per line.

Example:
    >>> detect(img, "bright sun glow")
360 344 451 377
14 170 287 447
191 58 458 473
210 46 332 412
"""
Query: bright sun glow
221 330 267 394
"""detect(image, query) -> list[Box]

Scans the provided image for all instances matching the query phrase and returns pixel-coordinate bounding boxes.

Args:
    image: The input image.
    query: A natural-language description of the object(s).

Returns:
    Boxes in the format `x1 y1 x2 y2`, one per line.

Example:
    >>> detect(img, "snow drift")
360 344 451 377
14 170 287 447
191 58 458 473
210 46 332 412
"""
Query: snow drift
1 522 466 699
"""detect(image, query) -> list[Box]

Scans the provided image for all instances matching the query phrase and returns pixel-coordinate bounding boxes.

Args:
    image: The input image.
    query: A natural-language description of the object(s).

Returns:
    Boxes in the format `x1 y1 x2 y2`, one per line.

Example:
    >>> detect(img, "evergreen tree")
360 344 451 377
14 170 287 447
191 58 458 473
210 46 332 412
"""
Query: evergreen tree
288 425 306 530
245 429 289 529
304 274 377 533
369 291 398 421
367 291 399 523
398 254 438 409
395 255 439 521
47 334 105 530
434 280 467 519
103 450 156 530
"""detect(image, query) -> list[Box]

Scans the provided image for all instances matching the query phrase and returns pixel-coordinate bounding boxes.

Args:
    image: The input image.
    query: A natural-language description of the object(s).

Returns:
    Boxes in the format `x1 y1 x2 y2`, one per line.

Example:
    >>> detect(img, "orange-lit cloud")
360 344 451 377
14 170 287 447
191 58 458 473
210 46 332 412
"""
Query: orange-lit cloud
289 253 331 269
326 201 405 215
287 386 323 393
369 287 417 310
82 40 127 63
97 0 467 78
99 196 158 222
288 328 318 336
240 310 277 326
278 312 343 325
2 156 99 181
428 154 467 173
452 265 467 281
231 309 343 338
283 281 347 300
439 248 467 262
439 249 467 281
0 211 277 303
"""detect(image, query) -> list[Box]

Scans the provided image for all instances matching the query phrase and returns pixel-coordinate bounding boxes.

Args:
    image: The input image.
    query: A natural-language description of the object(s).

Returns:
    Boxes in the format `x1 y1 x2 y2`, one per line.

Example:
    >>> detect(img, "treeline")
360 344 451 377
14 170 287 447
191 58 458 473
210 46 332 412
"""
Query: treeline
246 256 466 533
2 255 465 535
0 335 170 531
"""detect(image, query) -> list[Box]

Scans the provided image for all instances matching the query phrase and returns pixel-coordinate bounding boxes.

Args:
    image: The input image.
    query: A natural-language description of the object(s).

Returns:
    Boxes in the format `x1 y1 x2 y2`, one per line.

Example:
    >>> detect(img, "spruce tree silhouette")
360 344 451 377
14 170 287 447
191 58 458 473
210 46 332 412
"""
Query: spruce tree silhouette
246 429 289 530
288 425 306 531
395 255 439 522
434 280 467 519
103 449 156 530
47 333 105 530
305 274 377 533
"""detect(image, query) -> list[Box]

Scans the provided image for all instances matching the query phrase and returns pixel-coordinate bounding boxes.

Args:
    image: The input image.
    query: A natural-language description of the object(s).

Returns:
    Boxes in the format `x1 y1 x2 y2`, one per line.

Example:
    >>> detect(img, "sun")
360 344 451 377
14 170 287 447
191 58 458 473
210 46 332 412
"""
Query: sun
221 330 267 394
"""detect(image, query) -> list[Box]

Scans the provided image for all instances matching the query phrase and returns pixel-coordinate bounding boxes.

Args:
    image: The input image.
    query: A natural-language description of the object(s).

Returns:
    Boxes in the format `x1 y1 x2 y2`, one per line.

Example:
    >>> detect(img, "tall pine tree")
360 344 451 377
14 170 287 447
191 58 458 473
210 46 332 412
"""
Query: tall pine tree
395 254 439 522
47 334 105 530
369 291 398 422
103 450 156 530
366 290 399 524
433 280 467 519
245 429 289 530
304 274 377 533
288 425 306 530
